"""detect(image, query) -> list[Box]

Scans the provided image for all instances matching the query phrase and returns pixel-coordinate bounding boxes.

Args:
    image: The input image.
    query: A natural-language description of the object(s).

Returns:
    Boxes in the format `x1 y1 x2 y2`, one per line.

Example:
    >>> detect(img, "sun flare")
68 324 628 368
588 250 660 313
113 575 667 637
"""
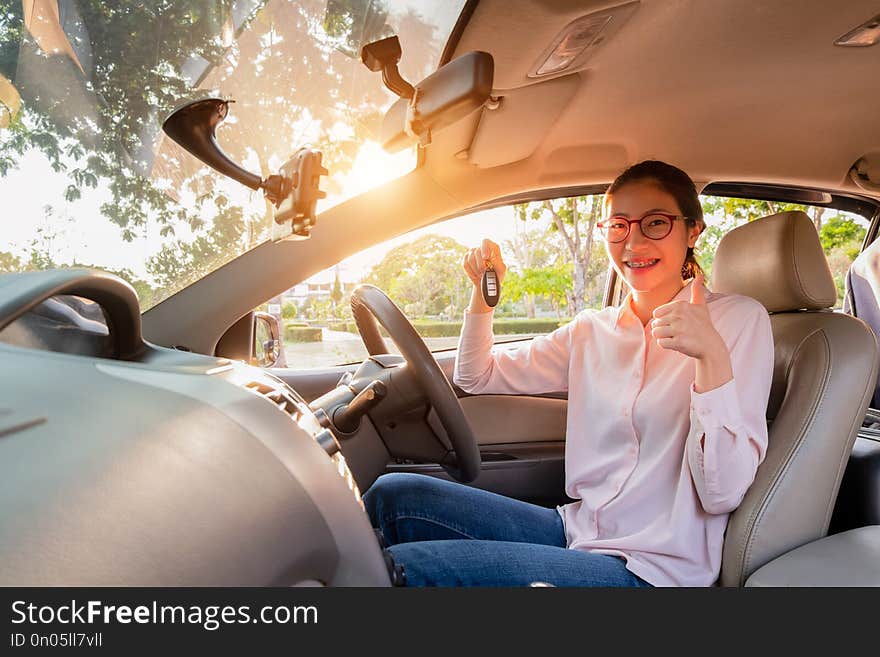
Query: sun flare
324 140 417 208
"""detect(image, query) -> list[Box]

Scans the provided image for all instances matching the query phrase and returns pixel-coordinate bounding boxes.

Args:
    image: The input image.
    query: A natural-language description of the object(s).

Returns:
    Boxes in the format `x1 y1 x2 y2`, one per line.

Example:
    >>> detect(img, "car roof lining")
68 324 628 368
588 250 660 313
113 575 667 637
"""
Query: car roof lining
423 0 880 202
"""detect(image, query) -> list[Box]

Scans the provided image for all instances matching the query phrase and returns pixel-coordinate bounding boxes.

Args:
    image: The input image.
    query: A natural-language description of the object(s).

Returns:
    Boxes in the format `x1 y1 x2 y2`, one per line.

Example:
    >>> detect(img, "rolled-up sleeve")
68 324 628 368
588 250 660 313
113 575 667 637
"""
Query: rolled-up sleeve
686 299 774 515
453 309 576 395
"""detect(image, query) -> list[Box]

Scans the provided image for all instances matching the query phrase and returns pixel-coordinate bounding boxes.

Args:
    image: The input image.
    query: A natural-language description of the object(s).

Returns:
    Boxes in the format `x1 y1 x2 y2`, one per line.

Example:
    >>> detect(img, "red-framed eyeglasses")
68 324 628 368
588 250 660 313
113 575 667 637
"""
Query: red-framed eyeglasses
596 212 688 243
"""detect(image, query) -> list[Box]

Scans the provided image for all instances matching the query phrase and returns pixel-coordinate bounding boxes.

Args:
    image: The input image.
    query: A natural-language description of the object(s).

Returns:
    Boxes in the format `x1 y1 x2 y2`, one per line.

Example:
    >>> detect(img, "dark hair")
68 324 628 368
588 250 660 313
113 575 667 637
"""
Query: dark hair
606 160 705 280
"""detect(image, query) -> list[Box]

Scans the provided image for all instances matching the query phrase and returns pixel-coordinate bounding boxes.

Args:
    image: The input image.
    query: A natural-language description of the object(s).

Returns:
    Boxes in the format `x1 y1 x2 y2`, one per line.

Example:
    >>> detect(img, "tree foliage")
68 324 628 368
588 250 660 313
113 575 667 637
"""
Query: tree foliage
819 216 865 255
365 234 470 317
507 195 607 314
146 194 246 294
700 195 866 302
0 0 238 236
0 250 22 273
0 0 434 308
331 268 343 306
503 263 572 318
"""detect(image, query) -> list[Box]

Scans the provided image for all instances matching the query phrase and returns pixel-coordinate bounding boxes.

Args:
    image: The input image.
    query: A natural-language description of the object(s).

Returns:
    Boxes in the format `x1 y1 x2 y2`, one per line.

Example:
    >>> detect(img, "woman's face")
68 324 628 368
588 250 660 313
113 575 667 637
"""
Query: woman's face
604 181 702 293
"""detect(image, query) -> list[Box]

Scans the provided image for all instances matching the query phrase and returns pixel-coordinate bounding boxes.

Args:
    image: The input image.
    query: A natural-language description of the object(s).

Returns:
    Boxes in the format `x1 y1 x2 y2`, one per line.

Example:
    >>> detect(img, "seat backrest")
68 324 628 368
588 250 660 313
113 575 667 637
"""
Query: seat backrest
843 238 880 408
711 210 879 586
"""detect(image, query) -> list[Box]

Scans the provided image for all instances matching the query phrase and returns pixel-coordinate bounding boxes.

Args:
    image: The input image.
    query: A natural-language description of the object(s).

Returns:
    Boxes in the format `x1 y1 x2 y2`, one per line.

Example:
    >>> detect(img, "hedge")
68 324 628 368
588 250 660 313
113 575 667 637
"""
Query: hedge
326 318 568 338
284 325 323 342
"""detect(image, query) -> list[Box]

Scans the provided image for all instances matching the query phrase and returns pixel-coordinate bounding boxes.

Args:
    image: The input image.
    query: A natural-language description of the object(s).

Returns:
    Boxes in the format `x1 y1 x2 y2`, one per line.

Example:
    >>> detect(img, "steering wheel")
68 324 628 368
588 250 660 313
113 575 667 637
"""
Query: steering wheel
350 285 481 483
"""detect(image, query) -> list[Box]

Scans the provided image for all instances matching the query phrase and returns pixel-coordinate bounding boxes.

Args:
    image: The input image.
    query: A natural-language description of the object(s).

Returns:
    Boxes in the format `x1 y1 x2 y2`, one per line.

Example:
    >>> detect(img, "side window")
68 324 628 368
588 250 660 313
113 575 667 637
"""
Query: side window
274 194 611 368
263 193 871 368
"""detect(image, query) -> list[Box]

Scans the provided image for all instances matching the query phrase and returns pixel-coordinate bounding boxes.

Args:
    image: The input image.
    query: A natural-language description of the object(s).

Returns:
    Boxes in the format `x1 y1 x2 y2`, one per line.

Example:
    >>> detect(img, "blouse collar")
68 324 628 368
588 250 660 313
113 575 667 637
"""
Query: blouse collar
613 278 699 330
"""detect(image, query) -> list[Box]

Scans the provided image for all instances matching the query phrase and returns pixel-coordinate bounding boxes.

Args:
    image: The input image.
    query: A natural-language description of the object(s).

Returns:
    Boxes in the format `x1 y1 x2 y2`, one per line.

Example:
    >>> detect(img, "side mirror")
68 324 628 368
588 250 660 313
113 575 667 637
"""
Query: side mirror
253 311 283 368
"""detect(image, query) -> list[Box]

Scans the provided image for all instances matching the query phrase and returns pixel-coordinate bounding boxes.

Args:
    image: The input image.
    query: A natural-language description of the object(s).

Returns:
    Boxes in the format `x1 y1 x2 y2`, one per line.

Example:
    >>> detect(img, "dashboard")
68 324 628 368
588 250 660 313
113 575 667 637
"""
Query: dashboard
0 269 390 586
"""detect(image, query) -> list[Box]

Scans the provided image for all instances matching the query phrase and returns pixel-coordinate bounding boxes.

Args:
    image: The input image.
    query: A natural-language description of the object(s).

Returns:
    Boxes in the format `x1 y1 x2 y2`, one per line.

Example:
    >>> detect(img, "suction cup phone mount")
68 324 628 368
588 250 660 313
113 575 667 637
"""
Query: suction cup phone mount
162 98 327 240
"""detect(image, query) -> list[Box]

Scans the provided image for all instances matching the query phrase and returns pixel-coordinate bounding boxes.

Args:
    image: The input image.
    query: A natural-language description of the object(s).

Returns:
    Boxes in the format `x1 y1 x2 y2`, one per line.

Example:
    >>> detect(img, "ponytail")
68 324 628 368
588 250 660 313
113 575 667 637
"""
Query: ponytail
681 242 704 281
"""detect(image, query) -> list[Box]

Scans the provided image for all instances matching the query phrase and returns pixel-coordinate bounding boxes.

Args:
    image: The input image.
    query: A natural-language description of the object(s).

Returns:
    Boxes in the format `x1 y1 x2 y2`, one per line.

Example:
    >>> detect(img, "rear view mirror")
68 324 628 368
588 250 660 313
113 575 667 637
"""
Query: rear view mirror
373 49 494 151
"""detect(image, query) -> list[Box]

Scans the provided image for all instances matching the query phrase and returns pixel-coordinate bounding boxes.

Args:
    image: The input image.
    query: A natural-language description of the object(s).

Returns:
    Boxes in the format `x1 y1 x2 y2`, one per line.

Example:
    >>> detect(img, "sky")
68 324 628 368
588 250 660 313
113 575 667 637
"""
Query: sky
316 204 536 285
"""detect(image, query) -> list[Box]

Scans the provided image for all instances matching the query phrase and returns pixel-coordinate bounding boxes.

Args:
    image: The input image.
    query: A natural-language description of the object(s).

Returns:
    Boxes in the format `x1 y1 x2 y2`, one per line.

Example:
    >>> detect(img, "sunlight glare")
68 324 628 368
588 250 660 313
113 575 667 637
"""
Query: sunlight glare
320 141 416 212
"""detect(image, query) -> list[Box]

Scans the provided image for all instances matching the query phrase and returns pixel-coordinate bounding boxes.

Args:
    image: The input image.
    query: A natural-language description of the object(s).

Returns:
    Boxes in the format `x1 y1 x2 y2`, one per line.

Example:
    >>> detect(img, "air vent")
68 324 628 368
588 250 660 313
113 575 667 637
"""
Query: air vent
244 380 363 507
244 380 299 418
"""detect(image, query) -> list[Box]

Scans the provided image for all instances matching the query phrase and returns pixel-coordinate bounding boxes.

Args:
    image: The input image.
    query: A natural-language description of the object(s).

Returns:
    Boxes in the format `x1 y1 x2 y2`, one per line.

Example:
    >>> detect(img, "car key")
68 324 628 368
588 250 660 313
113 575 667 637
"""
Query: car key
481 260 500 307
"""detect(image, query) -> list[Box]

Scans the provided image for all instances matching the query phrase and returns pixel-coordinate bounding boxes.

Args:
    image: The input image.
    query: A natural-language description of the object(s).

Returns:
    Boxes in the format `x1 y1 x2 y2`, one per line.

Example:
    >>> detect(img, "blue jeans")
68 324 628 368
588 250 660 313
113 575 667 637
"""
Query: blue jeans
363 472 653 588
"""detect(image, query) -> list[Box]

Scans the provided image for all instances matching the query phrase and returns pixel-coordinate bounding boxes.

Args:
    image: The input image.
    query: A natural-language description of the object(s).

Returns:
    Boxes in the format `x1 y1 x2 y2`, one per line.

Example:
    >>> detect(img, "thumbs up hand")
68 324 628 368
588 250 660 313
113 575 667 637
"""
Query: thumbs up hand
650 273 722 360
690 271 706 305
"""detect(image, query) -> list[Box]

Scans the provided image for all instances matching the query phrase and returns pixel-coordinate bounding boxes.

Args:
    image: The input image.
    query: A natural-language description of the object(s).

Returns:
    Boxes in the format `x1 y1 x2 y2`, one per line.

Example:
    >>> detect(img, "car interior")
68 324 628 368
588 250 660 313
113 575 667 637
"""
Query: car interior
2 0 880 586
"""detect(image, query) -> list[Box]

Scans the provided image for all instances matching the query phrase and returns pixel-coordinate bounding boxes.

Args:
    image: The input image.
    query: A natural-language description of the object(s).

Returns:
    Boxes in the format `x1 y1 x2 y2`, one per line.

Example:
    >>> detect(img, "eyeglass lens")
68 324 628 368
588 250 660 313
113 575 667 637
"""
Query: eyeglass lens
603 214 673 242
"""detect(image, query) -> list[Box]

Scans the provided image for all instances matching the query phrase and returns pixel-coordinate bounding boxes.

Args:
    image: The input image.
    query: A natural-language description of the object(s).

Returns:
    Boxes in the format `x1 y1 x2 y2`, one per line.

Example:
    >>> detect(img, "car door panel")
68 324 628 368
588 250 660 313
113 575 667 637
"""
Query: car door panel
384 441 572 508
272 349 571 506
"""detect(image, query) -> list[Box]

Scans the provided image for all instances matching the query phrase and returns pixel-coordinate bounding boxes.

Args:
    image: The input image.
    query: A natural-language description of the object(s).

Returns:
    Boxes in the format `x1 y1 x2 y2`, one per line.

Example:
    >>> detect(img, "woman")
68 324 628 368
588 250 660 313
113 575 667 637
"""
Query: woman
363 160 774 587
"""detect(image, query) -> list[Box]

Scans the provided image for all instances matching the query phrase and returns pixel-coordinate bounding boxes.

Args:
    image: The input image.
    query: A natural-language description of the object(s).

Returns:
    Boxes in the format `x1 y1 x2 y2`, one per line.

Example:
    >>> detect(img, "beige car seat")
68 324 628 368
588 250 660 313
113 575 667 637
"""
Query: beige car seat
710 210 878 586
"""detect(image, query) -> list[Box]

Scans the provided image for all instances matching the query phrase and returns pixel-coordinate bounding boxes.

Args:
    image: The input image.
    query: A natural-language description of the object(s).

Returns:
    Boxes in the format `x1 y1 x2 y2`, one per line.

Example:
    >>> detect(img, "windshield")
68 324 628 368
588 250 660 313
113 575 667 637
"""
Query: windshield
0 0 466 309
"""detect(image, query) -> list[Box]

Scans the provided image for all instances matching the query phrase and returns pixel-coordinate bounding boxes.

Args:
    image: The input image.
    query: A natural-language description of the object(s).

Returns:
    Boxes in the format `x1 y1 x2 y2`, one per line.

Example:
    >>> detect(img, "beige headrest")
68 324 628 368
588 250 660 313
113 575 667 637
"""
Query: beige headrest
712 211 837 312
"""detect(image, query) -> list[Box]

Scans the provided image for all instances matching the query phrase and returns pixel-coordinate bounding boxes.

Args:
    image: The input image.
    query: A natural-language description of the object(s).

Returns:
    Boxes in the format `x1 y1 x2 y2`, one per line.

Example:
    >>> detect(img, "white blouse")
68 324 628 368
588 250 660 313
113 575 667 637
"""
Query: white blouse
453 279 774 586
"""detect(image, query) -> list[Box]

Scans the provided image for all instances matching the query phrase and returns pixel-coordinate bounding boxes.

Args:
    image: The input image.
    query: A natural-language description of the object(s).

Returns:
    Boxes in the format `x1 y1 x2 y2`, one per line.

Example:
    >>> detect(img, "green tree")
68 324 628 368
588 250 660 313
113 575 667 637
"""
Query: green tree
281 301 297 319
331 268 343 307
365 234 470 317
323 0 393 58
701 197 827 230
0 251 22 273
511 195 605 315
504 209 562 317
819 216 866 255
818 216 866 301
540 196 603 314
0 0 243 237
0 0 419 306
504 262 572 319
146 194 245 293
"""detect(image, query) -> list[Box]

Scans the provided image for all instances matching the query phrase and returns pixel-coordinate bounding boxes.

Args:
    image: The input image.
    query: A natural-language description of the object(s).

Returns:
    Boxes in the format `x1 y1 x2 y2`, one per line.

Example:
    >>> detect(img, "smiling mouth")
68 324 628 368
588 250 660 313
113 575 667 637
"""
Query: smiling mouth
625 259 660 269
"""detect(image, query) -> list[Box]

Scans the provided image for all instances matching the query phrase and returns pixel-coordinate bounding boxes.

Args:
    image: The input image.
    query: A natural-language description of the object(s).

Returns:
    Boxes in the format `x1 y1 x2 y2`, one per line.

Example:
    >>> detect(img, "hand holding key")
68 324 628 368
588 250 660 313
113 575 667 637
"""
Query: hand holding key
463 238 507 312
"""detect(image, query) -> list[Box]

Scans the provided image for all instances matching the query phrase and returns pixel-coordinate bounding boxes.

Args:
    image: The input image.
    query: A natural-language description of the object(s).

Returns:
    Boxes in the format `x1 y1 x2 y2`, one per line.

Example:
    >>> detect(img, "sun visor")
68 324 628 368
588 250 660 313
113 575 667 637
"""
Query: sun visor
467 73 582 168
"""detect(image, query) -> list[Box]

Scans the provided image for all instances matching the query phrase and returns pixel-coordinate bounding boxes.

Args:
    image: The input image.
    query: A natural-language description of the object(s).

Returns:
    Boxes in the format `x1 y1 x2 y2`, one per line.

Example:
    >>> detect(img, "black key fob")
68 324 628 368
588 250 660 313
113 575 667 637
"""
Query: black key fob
481 262 500 307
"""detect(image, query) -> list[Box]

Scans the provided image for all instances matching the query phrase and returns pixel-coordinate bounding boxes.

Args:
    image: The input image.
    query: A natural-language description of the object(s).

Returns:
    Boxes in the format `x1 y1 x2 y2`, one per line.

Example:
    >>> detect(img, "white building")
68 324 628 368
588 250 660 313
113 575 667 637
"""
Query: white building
284 264 359 306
